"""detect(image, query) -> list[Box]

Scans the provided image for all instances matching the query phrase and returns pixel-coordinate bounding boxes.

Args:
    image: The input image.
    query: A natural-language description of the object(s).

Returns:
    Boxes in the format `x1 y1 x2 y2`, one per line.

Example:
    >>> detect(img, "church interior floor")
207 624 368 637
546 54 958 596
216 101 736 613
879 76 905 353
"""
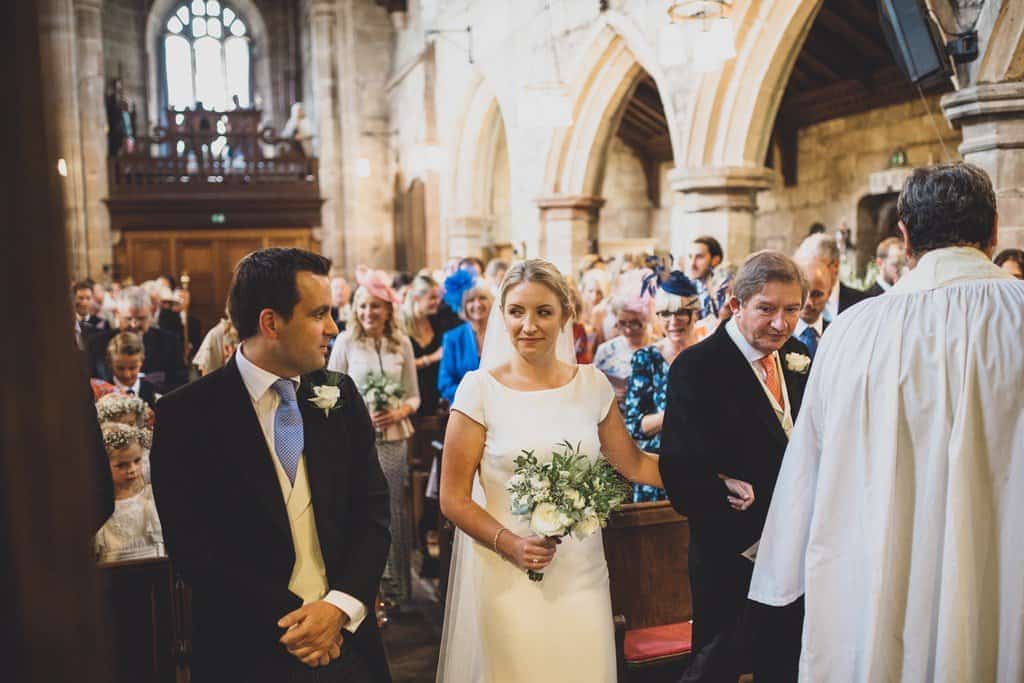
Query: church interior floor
382 555 444 682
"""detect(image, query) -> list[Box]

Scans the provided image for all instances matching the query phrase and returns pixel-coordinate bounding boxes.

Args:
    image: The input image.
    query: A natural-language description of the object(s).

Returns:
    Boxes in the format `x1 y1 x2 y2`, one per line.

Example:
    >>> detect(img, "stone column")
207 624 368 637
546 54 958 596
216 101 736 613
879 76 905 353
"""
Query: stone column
942 82 1024 250
535 195 605 275
310 0 345 267
75 0 111 277
667 166 774 263
445 214 494 261
38 0 86 276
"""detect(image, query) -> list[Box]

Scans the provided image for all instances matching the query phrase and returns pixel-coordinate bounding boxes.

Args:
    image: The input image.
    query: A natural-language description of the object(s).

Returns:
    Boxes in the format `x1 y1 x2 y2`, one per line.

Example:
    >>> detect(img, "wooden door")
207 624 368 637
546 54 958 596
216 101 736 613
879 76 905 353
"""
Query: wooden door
121 228 317 337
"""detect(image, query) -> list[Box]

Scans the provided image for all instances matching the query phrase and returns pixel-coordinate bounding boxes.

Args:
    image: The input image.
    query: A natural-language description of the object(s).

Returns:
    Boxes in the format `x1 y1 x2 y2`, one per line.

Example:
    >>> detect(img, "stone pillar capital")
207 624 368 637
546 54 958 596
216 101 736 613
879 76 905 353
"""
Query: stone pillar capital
667 166 774 213
535 195 606 221
942 82 1024 156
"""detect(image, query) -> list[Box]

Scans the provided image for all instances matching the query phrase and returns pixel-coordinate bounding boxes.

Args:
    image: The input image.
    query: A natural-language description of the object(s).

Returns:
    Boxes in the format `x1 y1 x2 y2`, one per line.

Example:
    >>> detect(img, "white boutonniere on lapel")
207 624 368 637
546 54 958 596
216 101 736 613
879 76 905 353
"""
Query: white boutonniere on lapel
784 352 811 374
309 371 344 417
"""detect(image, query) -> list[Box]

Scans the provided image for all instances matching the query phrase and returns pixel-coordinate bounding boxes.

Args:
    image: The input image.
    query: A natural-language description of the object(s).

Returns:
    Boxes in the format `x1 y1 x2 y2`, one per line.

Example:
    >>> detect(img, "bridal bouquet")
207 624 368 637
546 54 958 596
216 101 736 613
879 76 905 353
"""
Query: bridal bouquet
506 440 631 581
359 371 405 413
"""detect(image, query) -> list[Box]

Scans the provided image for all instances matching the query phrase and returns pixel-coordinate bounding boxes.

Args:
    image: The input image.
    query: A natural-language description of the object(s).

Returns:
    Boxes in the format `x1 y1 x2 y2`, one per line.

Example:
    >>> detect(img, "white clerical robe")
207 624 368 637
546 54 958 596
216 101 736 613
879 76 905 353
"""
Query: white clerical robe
749 247 1024 682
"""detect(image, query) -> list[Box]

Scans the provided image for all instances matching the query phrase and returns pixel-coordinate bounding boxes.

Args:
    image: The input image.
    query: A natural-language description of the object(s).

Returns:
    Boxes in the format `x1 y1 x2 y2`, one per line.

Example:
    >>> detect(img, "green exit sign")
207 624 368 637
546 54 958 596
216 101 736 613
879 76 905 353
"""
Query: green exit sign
211 213 226 224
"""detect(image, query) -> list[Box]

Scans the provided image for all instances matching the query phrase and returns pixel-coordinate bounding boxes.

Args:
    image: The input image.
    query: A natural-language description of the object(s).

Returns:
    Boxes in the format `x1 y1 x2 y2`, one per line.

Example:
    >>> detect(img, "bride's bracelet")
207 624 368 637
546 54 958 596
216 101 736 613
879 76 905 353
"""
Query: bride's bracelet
492 527 509 557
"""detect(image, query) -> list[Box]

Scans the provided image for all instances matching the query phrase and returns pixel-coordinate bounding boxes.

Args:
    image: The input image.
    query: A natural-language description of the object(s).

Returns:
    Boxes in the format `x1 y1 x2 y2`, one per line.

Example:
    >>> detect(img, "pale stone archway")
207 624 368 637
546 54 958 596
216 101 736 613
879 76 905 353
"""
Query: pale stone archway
447 77 512 260
538 15 681 273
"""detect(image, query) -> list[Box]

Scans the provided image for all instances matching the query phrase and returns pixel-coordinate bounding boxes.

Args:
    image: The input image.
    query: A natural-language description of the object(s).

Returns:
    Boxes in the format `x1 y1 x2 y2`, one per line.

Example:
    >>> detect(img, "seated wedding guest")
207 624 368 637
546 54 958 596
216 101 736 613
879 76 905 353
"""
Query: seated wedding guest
624 271 701 501
863 236 907 296
438 283 493 403
593 296 652 410
328 270 420 611
400 274 446 418
569 287 593 364
94 422 164 563
994 247 1024 279
157 288 202 363
580 268 613 348
794 232 868 317
483 258 508 294
330 275 352 331
791 252 836 360
191 314 239 376
106 332 157 407
89 286 186 393
72 280 108 335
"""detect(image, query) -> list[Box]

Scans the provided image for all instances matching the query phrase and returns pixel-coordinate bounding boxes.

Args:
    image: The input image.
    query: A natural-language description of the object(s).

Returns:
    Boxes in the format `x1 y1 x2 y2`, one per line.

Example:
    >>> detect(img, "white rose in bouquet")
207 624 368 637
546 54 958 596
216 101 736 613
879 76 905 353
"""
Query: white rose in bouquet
530 502 570 537
564 488 586 510
573 511 602 540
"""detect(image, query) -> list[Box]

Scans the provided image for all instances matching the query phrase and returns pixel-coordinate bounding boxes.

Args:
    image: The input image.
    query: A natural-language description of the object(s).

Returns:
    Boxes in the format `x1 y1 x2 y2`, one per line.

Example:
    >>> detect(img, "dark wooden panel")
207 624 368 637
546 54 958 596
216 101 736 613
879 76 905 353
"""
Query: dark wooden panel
603 501 692 630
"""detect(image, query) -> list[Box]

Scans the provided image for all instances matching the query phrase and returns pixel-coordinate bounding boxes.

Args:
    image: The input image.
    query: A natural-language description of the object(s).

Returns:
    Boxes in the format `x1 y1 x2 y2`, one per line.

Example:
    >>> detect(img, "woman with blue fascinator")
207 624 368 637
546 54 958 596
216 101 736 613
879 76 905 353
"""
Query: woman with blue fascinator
624 269 702 502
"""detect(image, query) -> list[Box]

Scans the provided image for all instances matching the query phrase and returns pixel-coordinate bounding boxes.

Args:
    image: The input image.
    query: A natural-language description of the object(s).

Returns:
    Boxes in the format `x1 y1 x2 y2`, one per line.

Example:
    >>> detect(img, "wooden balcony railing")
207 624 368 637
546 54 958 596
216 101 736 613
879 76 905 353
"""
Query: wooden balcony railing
107 108 320 200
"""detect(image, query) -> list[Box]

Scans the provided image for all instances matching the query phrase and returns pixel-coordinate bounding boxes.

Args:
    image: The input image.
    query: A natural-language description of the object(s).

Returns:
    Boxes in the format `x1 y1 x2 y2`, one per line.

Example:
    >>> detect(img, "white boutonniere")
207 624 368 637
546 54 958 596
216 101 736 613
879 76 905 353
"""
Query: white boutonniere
784 352 811 374
309 372 344 417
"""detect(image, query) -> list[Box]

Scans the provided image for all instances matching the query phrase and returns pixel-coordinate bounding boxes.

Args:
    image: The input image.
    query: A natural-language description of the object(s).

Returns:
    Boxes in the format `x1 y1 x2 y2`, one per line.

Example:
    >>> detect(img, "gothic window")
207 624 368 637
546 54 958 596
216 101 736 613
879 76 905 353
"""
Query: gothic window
163 0 251 111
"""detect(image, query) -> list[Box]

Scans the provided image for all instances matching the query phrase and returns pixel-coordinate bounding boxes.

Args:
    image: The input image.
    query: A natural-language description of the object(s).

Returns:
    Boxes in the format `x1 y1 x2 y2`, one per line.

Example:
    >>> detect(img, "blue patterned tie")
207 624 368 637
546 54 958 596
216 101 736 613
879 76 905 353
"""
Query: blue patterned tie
798 326 819 359
272 378 303 484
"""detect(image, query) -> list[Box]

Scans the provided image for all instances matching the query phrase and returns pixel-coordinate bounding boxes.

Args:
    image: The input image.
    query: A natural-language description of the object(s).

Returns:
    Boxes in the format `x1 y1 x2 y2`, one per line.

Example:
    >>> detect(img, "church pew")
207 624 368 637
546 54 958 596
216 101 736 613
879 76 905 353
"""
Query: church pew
97 557 191 683
602 501 693 681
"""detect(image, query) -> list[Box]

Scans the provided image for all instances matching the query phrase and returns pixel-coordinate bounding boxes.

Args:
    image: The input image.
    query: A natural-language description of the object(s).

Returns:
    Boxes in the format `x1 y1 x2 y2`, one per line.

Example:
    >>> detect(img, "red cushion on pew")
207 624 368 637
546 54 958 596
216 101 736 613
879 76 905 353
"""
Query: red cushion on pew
623 621 693 663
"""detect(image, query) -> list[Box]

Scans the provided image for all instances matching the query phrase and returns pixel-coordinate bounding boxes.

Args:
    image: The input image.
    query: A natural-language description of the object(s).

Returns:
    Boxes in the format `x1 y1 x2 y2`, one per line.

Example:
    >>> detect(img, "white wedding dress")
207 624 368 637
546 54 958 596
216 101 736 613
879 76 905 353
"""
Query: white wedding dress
437 364 618 682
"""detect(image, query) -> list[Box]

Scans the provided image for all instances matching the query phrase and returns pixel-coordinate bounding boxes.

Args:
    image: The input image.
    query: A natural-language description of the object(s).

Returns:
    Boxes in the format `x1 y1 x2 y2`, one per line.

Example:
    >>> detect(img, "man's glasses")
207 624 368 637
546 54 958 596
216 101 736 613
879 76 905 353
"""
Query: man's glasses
656 310 694 321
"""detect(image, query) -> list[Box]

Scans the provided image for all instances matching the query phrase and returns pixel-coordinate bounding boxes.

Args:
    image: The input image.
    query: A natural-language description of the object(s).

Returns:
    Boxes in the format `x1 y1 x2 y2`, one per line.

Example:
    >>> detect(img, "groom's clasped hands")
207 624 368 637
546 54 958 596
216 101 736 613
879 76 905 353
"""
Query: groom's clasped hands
277 600 347 668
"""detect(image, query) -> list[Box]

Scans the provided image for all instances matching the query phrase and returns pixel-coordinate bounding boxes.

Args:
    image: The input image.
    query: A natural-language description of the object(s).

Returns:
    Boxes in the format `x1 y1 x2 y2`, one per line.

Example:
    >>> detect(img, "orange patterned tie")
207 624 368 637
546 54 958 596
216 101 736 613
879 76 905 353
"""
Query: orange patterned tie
759 355 783 406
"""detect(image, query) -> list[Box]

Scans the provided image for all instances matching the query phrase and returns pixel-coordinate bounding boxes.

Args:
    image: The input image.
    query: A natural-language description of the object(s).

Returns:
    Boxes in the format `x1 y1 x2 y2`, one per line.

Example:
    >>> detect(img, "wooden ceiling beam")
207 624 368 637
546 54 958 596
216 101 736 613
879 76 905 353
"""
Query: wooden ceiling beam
798 50 842 82
818 6 887 59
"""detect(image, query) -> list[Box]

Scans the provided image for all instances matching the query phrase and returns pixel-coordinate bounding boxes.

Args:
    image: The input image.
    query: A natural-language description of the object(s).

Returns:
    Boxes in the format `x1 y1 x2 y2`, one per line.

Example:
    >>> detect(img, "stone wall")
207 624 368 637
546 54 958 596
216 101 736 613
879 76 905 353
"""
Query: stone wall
755 96 962 266
102 0 149 125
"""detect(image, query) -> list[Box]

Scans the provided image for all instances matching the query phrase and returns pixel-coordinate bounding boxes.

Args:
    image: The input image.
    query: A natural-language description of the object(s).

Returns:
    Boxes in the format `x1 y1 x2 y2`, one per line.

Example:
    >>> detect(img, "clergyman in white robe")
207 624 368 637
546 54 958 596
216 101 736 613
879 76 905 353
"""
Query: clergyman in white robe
749 246 1024 682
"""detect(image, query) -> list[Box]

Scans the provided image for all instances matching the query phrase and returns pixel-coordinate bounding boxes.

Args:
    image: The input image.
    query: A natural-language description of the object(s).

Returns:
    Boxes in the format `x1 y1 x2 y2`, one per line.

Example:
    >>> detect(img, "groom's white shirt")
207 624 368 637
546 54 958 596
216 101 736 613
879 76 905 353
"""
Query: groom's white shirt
236 346 366 632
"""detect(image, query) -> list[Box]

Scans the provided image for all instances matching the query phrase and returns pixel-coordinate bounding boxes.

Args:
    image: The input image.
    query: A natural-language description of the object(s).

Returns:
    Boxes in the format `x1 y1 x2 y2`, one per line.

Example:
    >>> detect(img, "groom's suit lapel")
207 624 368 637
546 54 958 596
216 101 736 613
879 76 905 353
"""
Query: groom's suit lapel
297 371 345 521
222 357 292 538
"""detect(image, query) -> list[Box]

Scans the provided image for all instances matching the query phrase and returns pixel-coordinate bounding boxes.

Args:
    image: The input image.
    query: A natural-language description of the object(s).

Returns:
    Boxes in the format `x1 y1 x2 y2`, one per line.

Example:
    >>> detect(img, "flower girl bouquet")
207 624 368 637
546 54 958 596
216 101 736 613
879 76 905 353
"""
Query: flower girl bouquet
506 440 631 581
359 371 405 439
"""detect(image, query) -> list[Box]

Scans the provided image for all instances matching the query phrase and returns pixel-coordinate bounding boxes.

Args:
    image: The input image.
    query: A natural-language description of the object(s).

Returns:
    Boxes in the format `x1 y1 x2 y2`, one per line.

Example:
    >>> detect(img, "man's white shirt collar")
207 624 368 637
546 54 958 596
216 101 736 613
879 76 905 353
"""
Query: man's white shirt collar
114 376 141 395
875 275 892 292
793 316 824 339
236 343 300 403
725 318 771 364
826 280 840 319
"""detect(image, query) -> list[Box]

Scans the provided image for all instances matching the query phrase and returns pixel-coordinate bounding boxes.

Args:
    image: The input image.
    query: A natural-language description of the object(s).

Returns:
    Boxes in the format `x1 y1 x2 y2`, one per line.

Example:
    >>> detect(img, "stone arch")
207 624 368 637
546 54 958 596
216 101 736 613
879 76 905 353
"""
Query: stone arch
543 15 681 199
677 0 823 169
447 76 512 258
145 0 274 129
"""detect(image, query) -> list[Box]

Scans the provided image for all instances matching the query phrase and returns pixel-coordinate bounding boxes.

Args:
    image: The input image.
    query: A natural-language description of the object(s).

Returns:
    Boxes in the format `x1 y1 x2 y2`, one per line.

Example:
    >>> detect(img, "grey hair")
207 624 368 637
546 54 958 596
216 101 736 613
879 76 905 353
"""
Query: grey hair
116 286 152 313
794 233 840 267
732 250 808 304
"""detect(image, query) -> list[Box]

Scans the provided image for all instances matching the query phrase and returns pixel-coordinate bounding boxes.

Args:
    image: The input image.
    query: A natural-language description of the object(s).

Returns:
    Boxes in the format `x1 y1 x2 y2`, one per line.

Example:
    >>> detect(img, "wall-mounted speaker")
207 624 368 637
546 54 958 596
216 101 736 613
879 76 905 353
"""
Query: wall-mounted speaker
876 0 953 89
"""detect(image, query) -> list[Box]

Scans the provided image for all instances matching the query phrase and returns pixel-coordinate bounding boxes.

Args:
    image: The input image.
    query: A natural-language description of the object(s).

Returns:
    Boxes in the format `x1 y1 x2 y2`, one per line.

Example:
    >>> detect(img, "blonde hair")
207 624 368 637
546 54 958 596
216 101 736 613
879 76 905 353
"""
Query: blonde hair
499 259 575 320
106 331 145 364
459 283 494 321
345 285 403 352
398 274 439 338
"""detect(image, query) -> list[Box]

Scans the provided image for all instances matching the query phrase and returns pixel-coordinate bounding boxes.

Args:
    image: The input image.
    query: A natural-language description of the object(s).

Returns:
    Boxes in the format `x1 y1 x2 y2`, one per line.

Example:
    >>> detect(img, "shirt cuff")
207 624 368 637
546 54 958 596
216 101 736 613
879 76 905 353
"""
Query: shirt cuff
323 590 367 633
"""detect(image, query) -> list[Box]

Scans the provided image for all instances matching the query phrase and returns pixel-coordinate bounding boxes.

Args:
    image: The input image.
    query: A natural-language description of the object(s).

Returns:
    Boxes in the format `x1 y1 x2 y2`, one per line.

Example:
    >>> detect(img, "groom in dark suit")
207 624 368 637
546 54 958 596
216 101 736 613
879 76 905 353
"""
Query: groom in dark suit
661 250 810 682
151 248 392 682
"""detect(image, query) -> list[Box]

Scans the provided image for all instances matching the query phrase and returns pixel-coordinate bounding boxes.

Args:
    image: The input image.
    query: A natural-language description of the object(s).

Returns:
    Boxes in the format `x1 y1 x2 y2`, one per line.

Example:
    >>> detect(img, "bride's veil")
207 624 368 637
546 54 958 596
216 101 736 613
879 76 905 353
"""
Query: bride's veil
436 261 577 682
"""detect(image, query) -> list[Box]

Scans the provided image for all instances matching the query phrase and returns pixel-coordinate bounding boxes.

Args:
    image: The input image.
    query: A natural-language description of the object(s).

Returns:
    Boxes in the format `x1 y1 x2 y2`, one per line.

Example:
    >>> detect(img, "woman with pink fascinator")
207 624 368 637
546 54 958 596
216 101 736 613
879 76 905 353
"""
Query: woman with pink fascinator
327 267 420 611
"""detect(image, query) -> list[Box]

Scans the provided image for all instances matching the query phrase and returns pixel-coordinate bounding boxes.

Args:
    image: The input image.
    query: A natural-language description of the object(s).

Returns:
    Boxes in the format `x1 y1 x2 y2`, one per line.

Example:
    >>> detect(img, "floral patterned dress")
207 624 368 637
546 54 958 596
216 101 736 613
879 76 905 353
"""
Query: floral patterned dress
624 345 670 502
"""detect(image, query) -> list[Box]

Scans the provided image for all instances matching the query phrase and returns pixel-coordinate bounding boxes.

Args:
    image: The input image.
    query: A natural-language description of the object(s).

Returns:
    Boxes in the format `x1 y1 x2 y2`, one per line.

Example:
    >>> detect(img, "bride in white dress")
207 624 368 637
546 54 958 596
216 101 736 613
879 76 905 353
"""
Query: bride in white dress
437 259 664 682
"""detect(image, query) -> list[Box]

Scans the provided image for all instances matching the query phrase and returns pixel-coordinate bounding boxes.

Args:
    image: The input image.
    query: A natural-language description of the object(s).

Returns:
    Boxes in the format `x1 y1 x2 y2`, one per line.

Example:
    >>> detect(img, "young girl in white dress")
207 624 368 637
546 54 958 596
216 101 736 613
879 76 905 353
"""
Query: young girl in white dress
437 259 664 683
94 422 164 563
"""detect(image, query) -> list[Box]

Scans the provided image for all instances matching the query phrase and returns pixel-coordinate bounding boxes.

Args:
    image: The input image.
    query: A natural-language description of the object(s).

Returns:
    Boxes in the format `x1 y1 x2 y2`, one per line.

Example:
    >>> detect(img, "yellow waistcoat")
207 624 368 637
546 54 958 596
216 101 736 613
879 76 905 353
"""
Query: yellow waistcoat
271 455 329 604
